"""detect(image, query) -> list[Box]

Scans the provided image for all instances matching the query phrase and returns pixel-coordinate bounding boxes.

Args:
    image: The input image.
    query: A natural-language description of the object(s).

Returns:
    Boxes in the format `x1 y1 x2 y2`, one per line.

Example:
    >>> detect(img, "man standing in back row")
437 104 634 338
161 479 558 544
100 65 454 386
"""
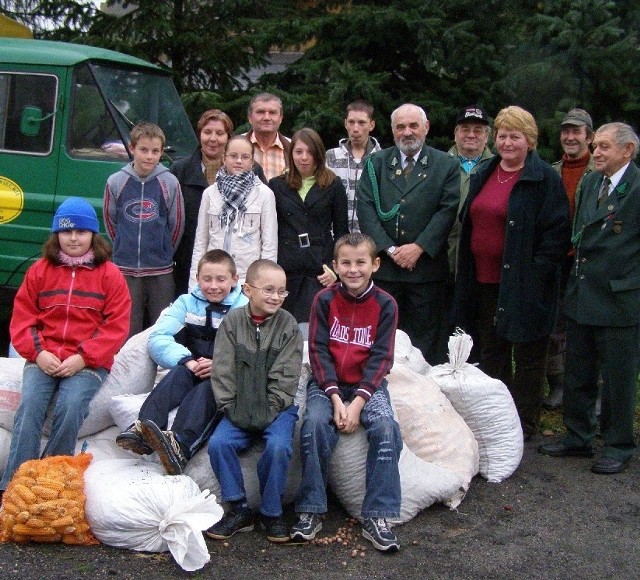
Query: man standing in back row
543 108 595 409
539 122 640 474
326 100 382 232
357 103 460 363
244 92 290 181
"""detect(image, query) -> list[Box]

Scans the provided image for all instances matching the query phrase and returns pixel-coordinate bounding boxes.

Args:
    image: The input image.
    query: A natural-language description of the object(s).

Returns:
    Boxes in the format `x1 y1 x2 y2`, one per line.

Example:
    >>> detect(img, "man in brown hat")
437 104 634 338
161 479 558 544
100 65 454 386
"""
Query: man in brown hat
544 108 595 409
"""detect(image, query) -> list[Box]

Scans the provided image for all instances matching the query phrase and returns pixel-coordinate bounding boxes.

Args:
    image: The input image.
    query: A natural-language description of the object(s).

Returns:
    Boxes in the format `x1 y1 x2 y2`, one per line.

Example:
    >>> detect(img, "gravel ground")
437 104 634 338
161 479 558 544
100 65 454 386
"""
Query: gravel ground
1 433 639 580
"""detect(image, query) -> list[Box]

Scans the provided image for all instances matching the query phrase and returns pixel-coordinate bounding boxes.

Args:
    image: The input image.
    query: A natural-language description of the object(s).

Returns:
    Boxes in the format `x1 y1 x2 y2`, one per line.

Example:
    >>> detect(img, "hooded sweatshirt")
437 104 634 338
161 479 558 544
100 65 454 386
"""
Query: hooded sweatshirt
104 162 184 276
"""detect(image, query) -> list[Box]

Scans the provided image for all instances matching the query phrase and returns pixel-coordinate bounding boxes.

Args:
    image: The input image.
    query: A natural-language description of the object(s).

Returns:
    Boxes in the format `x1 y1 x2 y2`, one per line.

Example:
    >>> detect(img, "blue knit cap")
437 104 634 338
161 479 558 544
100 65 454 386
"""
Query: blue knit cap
52 198 99 233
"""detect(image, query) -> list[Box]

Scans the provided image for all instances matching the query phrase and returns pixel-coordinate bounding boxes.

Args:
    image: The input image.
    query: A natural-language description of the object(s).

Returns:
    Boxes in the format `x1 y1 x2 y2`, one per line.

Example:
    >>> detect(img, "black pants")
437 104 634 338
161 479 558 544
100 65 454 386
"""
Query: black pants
139 365 218 458
375 279 445 365
477 283 550 437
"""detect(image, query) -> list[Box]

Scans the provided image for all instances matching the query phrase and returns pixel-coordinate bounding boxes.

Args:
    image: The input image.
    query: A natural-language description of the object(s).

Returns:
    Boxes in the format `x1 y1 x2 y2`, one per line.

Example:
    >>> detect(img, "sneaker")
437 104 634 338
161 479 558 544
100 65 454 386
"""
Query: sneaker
290 512 322 541
206 510 255 540
261 515 289 543
361 517 400 552
139 419 188 475
116 421 153 455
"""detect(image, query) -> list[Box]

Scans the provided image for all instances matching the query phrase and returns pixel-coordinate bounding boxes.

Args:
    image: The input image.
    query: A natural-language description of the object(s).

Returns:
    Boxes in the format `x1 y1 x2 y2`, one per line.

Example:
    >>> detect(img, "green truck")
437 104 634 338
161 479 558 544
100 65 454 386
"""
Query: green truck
0 38 197 309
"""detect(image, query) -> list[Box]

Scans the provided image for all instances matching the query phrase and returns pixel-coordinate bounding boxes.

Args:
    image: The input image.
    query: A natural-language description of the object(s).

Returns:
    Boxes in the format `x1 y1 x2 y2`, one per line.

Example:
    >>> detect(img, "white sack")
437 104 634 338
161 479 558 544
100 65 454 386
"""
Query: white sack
0 357 27 431
429 332 523 483
394 330 430 374
0 425 12 477
328 427 467 523
387 363 479 481
85 458 222 572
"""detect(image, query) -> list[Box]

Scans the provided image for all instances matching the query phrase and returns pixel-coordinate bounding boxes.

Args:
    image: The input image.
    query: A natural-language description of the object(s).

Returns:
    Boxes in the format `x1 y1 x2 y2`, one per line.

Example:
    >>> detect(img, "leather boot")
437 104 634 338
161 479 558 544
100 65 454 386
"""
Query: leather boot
543 374 564 410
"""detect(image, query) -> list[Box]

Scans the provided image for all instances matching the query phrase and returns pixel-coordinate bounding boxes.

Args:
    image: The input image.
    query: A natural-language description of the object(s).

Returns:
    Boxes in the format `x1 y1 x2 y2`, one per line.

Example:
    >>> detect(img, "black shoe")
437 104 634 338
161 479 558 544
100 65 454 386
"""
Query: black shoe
261 515 289 543
591 456 629 474
361 517 400 552
116 421 153 455
538 441 594 457
206 510 255 540
139 419 188 475
290 512 323 541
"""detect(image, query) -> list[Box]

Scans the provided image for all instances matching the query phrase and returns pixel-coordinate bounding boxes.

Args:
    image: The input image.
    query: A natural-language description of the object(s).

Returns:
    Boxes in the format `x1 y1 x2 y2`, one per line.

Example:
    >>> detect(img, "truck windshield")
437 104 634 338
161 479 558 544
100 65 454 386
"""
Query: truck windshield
69 62 196 162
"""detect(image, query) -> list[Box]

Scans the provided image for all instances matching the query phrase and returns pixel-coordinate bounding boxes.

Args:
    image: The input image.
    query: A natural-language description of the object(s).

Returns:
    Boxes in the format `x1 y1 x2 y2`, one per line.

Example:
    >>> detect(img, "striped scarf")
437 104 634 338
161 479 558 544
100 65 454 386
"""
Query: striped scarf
216 166 255 229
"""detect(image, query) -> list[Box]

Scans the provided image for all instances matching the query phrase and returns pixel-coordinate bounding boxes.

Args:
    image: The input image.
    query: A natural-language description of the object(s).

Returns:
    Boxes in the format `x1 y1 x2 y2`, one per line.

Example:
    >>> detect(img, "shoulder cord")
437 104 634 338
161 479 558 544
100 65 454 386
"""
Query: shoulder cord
365 159 400 222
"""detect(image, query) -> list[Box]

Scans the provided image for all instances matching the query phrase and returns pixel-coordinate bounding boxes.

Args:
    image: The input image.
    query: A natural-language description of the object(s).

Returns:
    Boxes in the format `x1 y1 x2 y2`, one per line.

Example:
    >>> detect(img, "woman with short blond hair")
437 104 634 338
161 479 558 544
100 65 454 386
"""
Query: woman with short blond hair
455 106 571 439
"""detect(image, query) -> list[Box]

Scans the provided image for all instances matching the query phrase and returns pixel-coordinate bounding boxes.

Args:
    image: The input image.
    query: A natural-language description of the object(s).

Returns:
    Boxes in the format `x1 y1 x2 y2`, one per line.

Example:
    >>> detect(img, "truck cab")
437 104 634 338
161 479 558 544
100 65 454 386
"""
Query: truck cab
0 38 197 305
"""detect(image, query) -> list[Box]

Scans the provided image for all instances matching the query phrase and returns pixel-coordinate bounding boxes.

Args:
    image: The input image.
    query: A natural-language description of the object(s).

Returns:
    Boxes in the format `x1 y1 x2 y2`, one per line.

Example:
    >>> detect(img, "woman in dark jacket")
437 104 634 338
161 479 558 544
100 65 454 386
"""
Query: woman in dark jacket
454 106 571 439
269 128 348 324
170 109 266 296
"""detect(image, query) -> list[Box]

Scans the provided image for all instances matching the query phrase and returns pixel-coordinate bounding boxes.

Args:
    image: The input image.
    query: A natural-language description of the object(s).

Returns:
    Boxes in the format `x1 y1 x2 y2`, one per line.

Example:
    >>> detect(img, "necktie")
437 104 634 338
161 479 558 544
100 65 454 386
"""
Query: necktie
404 156 415 176
597 177 611 208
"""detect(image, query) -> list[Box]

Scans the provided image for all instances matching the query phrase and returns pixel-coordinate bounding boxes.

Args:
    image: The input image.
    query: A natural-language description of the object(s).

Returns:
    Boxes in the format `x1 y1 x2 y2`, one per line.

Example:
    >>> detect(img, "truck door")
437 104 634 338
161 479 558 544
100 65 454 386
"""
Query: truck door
0 70 62 289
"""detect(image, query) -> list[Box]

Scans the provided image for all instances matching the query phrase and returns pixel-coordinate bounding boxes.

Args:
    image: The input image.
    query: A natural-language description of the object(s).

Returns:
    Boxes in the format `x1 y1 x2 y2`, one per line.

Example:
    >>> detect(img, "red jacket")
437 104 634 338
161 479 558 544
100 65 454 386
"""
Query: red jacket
10 258 131 370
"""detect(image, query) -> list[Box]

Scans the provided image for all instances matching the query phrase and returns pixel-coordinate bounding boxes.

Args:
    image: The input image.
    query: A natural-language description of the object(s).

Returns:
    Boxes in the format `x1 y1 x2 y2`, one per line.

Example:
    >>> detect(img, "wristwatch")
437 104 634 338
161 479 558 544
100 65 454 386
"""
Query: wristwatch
386 246 397 256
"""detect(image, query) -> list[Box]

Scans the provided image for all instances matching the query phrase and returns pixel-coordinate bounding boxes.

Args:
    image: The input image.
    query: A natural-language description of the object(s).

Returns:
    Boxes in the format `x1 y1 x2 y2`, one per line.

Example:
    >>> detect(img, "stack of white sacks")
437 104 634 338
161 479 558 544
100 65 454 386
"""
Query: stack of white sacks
0 328 523 525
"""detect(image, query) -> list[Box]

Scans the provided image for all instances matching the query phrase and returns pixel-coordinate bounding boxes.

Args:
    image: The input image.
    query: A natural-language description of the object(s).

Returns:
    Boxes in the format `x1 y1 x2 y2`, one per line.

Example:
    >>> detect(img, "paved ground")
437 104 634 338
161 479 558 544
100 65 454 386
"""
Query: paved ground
1 432 639 579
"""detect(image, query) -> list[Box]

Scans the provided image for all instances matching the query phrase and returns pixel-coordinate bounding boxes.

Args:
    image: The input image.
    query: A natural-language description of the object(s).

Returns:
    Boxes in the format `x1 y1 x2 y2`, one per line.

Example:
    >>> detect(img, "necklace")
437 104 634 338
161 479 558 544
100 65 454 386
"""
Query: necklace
496 164 521 184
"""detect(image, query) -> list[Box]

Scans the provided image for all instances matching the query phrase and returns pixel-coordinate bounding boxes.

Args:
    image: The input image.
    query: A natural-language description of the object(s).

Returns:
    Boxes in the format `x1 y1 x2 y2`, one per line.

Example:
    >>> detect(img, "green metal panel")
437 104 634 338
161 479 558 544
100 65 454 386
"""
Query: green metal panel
0 38 163 71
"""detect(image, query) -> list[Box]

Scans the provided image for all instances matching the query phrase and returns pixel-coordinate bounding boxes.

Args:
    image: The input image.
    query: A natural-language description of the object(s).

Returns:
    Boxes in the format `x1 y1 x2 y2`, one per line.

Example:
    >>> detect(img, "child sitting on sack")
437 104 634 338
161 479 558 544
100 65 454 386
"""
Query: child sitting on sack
291 232 403 552
206 259 303 543
116 249 246 474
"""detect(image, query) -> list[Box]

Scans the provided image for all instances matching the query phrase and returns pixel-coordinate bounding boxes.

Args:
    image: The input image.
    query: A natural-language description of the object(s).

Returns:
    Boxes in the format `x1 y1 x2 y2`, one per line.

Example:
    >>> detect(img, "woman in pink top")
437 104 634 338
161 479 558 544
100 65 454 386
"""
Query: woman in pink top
454 106 571 440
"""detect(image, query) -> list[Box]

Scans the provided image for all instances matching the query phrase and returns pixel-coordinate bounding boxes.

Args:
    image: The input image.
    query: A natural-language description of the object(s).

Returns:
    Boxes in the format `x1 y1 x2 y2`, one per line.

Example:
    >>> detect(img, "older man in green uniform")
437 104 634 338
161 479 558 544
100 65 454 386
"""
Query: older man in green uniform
357 103 459 363
539 122 640 474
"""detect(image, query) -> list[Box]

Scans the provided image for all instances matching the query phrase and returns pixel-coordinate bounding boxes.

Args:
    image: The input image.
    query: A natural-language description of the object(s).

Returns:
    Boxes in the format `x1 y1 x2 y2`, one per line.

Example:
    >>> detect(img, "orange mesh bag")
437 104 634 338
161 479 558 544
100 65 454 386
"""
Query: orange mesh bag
0 453 98 545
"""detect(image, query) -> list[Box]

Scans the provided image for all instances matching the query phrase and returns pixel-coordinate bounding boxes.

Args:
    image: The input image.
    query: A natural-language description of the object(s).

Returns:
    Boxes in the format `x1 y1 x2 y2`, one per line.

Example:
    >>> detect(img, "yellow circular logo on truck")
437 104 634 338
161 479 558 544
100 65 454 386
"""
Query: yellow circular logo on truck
0 176 24 224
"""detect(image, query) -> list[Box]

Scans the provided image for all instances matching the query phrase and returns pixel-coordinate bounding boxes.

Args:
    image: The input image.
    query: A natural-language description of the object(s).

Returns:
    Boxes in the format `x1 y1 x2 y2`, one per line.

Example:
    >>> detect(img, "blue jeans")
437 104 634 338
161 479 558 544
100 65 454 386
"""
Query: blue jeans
295 380 402 519
207 405 299 517
0 363 107 489
139 365 218 458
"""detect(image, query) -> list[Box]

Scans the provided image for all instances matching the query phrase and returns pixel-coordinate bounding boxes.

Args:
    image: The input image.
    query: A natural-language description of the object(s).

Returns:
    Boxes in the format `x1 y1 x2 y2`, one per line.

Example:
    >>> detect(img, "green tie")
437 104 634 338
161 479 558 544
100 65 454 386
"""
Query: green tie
597 177 611 208
404 156 415 176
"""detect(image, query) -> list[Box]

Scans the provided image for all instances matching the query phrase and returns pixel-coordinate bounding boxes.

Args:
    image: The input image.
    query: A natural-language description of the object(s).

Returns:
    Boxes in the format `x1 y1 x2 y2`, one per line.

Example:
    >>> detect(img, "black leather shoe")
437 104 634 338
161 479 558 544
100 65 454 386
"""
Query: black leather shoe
538 441 594 457
591 456 628 474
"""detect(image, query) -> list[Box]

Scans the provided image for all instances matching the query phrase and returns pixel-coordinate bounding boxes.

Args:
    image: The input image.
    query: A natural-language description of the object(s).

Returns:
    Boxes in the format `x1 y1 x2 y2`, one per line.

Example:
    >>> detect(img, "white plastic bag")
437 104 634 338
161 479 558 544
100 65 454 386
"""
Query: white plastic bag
84 458 222 572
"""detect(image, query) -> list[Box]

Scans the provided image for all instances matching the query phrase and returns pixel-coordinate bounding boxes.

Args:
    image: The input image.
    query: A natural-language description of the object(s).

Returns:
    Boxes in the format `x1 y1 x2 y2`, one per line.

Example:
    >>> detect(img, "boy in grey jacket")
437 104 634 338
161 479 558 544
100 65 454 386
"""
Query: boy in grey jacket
206 259 303 543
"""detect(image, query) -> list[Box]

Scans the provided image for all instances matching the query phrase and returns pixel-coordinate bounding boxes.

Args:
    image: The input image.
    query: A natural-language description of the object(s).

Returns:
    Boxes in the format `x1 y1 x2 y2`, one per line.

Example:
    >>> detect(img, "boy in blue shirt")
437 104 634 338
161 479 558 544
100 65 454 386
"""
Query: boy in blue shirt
104 121 184 337
116 249 247 475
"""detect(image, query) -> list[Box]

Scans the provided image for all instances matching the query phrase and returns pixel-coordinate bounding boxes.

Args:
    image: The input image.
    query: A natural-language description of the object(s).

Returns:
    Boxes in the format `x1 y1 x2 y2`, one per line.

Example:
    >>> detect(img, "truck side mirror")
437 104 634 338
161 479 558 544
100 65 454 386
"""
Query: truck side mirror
20 106 44 137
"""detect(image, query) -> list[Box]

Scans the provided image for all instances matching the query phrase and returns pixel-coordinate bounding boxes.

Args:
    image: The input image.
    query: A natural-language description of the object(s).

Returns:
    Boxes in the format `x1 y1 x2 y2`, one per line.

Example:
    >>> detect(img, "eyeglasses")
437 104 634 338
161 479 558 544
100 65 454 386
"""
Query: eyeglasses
225 153 253 161
245 284 289 298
